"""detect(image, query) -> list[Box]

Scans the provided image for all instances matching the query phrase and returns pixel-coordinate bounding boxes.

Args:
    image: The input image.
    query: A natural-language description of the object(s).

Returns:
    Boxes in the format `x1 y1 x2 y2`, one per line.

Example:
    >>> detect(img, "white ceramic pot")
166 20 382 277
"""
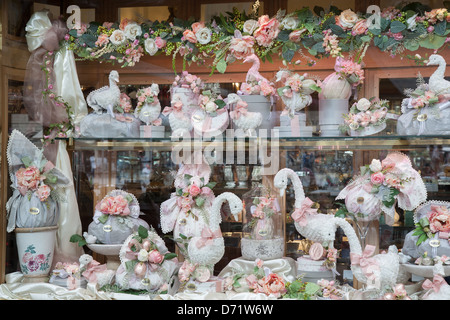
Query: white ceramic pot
239 95 275 132
318 99 348 136
15 226 58 282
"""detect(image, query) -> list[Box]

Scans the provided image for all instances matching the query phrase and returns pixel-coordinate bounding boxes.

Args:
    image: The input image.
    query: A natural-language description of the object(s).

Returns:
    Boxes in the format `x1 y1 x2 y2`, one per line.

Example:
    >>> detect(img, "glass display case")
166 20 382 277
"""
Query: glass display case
1 0 450 301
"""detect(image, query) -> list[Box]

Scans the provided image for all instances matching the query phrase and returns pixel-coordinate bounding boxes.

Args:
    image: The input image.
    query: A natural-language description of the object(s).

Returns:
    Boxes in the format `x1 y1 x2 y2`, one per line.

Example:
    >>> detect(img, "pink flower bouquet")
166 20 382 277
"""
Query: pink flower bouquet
341 97 389 136
6 130 71 232
319 56 365 100
86 189 150 244
276 69 321 118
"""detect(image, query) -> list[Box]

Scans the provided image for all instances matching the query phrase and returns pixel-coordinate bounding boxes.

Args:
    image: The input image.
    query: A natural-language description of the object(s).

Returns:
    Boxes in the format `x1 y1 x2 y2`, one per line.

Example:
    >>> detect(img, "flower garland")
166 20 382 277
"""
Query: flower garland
64 5 450 72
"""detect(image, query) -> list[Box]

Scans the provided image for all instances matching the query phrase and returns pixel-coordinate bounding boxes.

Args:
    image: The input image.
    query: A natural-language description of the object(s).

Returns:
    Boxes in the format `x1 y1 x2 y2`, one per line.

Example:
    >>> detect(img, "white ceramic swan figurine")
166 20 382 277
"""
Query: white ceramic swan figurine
427 54 450 95
86 70 121 118
187 192 242 268
274 168 400 289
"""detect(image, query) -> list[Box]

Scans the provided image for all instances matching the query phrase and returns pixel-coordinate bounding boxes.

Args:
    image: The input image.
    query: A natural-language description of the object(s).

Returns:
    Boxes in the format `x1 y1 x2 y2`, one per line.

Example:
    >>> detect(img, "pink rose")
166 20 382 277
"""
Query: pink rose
35 254 46 264
253 15 280 47
183 29 197 43
119 18 129 31
189 184 201 197
229 35 255 59
16 166 41 191
147 249 164 264
155 36 167 49
352 19 368 35
255 258 264 268
36 184 51 202
191 22 205 34
370 171 385 185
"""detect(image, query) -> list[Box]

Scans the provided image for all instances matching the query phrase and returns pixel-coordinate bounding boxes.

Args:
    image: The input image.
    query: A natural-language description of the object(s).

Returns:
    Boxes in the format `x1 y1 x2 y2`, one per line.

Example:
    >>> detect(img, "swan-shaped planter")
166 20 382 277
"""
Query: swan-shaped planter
187 192 242 269
274 168 401 289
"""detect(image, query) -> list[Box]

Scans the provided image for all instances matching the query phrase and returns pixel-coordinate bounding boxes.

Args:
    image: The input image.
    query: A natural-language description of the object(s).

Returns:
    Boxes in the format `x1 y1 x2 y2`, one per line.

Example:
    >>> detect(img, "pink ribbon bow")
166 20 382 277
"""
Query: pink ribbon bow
422 274 446 298
230 101 248 120
350 245 379 280
82 260 108 283
196 227 222 249
67 275 78 290
291 197 317 226
162 101 183 118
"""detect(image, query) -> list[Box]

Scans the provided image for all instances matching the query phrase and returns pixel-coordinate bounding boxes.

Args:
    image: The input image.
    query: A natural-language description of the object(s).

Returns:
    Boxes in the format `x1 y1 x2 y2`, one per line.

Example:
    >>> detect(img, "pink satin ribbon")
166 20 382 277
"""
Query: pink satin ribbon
291 197 317 226
230 103 248 120
162 103 183 118
67 276 78 290
196 227 222 248
202 108 227 131
422 274 446 298
350 245 379 279
82 260 108 283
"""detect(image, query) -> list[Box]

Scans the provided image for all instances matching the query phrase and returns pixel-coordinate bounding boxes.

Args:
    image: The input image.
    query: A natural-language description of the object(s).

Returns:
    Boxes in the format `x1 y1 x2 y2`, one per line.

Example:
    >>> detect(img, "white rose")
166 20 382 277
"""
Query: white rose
110 29 127 45
242 19 259 35
196 27 211 45
356 98 371 111
124 22 142 40
205 101 218 113
339 9 359 29
369 159 382 172
281 17 298 30
138 249 149 262
144 38 158 56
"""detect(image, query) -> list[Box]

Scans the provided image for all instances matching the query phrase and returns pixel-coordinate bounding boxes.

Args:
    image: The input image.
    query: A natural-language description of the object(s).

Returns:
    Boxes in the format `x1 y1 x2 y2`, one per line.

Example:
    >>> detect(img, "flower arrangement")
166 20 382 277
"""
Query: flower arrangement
175 174 217 220
412 204 450 245
244 196 280 240
415 252 450 266
122 226 177 279
95 193 133 221
198 90 227 115
316 279 345 299
341 97 389 134
239 79 277 101
117 92 133 113
401 74 443 119
382 283 412 300
233 259 288 298
172 70 204 94
276 69 321 117
135 86 159 112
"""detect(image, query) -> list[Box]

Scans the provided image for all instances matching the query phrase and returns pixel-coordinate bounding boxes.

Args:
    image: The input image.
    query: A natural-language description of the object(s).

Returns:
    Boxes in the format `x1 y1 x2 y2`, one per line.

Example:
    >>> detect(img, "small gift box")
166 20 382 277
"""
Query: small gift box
140 125 165 138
